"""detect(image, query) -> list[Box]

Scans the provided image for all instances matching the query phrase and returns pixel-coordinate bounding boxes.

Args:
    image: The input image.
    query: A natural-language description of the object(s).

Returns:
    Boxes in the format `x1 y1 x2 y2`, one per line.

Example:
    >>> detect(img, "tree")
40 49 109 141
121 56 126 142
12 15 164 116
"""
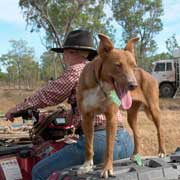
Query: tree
21 56 40 88
145 52 171 72
111 0 163 69
19 0 115 49
0 40 39 89
40 51 63 81
165 34 179 56
0 69 7 84
19 0 116 73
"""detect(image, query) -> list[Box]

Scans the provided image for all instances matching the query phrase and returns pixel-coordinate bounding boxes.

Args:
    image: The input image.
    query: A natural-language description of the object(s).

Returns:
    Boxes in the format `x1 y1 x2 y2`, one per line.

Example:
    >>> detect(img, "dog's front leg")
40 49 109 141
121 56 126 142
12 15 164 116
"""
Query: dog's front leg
102 105 118 178
127 101 141 159
78 112 94 174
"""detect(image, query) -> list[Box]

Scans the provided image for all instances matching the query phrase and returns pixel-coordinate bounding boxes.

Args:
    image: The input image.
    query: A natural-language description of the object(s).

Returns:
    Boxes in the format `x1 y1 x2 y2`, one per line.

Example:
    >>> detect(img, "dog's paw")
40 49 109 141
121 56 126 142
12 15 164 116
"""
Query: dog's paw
159 152 165 158
77 160 94 175
130 154 136 160
100 162 115 179
100 168 115 179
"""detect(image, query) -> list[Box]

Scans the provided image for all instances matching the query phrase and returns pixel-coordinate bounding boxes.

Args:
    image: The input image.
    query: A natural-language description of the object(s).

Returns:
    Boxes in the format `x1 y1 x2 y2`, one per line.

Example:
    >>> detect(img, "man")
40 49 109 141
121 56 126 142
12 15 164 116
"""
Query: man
6 29 134 180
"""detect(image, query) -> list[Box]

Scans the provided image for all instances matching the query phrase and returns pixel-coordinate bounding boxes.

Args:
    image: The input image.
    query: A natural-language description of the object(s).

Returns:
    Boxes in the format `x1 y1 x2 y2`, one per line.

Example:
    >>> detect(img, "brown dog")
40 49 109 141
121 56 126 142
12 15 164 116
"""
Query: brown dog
76 34 138 178
128 68 166 158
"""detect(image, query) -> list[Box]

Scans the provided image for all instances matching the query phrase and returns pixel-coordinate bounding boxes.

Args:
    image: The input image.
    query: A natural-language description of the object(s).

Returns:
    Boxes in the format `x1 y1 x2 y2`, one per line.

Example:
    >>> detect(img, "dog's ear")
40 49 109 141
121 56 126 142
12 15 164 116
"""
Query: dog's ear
124 37 139 56
98 33 114 57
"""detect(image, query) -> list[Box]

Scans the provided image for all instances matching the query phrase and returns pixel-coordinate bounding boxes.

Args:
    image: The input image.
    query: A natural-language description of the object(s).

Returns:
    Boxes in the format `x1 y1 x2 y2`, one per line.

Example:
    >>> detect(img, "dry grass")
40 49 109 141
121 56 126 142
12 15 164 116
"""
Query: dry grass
122 109 180 156
0 88 179 156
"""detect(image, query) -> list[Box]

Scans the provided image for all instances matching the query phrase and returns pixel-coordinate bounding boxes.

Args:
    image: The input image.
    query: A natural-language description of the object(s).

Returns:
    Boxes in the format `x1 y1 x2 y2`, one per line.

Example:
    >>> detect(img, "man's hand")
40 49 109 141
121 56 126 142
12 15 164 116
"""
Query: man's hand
5 107 18 122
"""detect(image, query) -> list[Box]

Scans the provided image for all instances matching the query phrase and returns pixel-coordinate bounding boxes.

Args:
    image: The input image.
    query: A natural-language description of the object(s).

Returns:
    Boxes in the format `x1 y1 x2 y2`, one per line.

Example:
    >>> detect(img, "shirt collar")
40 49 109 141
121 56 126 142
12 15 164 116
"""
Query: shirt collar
66 61 89 70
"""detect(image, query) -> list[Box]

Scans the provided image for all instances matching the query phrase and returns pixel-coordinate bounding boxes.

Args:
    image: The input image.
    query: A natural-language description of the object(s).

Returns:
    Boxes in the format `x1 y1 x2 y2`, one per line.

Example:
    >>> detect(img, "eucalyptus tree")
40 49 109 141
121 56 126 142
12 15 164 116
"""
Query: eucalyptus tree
111 0 163 68
0 40 39 89
19 0 115 49
19 0 115 73
40 51 63 81
165 34 179 57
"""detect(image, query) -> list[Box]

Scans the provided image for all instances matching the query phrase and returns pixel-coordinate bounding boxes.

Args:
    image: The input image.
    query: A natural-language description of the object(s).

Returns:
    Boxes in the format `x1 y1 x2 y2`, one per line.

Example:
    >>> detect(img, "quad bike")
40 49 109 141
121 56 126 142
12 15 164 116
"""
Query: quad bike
0 107 80 180
0 109 180 180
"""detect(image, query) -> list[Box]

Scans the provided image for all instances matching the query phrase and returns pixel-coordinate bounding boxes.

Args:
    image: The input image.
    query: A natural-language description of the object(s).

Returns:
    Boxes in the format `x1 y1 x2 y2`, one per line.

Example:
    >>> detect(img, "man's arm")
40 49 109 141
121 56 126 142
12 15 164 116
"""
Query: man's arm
6 68 79 120
18 68 77 110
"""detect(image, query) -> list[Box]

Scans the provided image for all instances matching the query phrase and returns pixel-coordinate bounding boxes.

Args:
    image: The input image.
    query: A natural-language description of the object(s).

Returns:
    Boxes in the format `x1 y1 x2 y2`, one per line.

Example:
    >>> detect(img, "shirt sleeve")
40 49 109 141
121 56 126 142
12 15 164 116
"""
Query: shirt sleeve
16 68 78 111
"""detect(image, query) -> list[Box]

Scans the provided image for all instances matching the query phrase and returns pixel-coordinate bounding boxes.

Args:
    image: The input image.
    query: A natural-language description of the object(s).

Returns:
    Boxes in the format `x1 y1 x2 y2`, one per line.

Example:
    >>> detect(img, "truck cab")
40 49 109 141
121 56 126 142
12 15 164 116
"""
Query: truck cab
151 60 176 97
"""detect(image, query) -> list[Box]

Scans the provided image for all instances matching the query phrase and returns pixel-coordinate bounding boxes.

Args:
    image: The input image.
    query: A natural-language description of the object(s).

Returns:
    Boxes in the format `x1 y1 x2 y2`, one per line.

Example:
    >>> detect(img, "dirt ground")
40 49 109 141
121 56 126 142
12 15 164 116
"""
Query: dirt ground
0 88 179 156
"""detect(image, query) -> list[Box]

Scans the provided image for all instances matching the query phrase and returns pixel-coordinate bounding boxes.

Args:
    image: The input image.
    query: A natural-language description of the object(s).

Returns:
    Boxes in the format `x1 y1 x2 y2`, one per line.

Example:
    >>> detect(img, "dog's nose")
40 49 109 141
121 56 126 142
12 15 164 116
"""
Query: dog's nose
128 81 138 90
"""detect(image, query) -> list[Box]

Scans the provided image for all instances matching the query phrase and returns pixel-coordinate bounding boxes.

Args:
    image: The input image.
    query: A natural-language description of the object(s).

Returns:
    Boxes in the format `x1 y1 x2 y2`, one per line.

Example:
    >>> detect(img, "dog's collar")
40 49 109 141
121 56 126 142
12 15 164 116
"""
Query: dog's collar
93 69 108 98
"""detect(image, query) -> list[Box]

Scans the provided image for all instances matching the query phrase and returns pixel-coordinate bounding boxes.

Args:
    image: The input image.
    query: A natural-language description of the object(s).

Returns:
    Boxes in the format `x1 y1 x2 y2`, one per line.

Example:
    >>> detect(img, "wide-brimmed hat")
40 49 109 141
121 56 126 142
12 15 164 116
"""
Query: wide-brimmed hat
51 29 97 60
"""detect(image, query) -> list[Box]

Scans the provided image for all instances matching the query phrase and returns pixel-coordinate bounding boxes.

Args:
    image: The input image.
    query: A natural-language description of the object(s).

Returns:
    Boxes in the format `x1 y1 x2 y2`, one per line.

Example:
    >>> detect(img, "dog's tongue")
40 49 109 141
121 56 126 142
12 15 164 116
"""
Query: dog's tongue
117 87 132 110
120 91 132 110
113 82 132 110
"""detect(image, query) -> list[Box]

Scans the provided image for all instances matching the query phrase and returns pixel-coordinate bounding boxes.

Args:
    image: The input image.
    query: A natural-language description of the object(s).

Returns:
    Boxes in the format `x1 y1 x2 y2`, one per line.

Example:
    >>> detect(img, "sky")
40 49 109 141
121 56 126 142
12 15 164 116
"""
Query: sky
0 0 180 62
0 0 46 60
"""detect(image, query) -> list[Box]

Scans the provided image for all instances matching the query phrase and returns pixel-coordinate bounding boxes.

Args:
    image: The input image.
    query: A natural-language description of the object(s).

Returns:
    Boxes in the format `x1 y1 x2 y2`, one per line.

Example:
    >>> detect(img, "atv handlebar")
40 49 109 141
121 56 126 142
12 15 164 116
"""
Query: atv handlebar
11 109 39 122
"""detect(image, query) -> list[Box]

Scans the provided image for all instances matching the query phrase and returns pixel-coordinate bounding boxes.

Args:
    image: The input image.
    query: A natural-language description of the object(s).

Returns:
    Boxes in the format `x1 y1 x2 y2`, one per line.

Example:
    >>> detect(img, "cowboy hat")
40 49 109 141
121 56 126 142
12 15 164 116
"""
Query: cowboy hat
51 29 97 60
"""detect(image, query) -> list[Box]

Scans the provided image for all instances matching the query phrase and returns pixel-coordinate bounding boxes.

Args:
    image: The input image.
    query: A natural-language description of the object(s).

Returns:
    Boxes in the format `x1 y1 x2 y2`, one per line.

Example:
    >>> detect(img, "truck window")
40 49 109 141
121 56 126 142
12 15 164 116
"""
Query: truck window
166 62 172 71
154 63 165 72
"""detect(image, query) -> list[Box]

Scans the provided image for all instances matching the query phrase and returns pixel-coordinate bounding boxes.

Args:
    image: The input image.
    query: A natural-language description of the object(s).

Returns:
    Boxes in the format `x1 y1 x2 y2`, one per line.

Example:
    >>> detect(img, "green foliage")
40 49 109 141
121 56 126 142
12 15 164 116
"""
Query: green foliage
0 70 6 80
18 0 117 77
17 0 168 74
0 40 40 89
19 0 116 49
111 0 163 70
145 52 171 72
40 51 63 81
165 34 179 56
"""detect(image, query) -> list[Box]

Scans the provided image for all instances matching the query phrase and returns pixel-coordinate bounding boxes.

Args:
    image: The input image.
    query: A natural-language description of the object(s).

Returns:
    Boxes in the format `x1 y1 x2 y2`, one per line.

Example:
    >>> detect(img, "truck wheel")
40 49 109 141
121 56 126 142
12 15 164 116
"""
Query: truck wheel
160 83 174 97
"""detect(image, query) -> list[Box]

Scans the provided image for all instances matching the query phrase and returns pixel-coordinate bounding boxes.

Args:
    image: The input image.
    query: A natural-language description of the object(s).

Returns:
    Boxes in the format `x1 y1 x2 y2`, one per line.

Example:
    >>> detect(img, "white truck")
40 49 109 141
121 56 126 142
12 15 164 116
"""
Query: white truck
151 49 180 97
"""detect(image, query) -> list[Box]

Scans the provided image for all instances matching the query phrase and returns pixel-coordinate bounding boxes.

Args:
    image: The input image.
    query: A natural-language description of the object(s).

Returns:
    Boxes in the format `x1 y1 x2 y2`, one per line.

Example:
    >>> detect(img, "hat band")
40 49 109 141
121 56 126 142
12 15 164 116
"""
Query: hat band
63 45 96 51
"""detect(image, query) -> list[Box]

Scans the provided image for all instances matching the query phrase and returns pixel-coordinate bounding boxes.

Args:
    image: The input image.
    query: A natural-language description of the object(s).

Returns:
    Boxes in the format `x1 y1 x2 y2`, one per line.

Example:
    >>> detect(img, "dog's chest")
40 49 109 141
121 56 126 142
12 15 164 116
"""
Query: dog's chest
82 82 113 113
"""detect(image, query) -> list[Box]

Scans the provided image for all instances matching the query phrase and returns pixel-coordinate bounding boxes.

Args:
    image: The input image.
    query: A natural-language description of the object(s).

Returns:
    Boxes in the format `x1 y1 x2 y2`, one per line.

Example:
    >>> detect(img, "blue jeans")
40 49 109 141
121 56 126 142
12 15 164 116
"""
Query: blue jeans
32 128 134 180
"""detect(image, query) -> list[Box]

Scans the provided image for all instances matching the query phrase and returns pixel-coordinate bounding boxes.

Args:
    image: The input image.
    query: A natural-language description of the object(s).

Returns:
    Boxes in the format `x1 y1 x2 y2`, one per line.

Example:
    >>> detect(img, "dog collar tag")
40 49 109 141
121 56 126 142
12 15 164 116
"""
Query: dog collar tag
134 154 144 166
109 90 121 107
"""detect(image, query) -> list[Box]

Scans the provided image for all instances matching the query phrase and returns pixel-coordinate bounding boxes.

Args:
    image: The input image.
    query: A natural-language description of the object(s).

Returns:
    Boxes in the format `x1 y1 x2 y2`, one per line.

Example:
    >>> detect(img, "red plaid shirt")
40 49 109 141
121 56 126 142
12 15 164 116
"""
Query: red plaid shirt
16 62 122 128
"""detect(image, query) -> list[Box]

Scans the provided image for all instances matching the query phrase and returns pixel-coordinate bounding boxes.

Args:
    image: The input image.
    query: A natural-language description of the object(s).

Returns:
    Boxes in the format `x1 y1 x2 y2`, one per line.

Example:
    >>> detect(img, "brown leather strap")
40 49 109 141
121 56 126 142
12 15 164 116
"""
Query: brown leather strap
94 123 124 131
75 123 124 136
